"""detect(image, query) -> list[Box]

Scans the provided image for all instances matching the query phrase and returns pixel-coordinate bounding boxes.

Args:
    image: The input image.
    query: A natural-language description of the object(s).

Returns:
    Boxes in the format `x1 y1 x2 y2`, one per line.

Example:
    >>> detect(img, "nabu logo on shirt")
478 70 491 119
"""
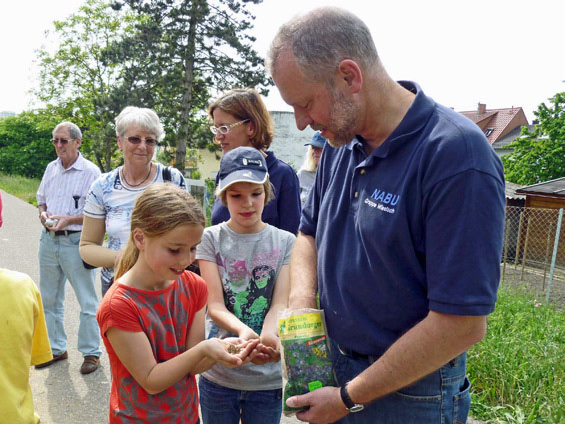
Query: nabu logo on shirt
364 187 400 214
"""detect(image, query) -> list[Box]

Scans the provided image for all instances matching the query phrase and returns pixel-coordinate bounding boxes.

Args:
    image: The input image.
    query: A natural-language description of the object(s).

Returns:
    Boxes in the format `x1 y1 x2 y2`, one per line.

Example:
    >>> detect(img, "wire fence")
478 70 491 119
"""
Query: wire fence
502 206 565 307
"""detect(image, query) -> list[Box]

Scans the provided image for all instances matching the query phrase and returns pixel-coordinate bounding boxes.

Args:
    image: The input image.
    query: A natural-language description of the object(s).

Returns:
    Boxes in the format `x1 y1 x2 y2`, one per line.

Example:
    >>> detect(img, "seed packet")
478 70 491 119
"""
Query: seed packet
278 308 337 416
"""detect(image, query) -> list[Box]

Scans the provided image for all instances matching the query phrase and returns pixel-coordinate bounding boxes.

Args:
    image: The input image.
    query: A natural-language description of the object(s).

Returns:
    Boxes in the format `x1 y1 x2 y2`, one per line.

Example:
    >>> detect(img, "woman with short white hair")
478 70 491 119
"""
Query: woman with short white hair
79 106 187 296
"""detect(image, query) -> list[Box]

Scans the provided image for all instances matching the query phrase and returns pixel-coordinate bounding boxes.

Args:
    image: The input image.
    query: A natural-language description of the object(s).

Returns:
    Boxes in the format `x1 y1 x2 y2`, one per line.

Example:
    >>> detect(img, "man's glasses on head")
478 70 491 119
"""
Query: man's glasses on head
210 119 250 135
124 136 158 146
51 138 75 145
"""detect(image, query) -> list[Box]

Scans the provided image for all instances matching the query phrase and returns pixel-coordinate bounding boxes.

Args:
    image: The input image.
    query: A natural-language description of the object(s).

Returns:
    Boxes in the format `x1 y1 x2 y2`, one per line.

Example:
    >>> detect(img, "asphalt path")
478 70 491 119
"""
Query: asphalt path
0 189 301 424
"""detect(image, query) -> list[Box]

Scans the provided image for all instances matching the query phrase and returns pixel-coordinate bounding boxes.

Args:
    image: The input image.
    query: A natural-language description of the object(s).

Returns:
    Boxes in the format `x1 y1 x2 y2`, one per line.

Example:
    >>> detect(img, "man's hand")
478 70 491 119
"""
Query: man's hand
49 215 70 232
288 386 349 424
288 296 318 310
39 210 51 228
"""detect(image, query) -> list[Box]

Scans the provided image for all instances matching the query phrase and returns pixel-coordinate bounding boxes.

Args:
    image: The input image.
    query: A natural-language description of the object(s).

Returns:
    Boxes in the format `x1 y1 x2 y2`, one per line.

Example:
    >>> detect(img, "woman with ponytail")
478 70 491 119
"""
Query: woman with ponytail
96 183 257 424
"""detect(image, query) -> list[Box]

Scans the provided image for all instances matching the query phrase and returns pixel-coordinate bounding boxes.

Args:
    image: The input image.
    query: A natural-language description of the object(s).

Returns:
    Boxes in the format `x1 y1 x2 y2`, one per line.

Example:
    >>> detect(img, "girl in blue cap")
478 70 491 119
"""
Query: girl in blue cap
196 146 296 424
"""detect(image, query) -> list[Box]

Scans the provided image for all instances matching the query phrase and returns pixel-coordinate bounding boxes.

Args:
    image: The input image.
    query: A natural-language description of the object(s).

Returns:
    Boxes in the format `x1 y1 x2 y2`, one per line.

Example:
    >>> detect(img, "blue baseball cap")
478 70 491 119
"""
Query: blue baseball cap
305 132 327 148
218 146 268 191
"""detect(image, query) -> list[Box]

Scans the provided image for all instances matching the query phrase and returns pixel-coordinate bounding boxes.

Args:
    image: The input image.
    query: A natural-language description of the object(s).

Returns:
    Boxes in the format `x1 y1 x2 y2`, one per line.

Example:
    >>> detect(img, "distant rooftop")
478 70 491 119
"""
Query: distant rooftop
459 103 529 145
516 177 565 197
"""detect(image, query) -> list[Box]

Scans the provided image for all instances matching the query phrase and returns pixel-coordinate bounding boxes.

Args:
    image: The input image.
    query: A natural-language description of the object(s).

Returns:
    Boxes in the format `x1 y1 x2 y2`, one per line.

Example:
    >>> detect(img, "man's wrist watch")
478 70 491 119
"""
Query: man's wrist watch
340 383 364 413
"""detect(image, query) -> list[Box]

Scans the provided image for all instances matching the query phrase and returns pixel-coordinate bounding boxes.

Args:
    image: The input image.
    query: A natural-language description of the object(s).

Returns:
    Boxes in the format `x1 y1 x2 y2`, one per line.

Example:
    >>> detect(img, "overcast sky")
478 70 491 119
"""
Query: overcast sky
2 0 564 122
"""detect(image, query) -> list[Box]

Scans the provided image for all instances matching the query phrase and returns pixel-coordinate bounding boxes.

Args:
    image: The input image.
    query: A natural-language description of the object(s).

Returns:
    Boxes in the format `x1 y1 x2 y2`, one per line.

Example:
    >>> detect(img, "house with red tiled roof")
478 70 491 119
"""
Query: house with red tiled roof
459 103 529 156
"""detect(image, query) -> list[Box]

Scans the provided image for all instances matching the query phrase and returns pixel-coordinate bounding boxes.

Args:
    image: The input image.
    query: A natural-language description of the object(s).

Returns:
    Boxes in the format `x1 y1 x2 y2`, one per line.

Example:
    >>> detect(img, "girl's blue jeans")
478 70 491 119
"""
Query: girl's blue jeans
198 376 282 424
330 338 471 424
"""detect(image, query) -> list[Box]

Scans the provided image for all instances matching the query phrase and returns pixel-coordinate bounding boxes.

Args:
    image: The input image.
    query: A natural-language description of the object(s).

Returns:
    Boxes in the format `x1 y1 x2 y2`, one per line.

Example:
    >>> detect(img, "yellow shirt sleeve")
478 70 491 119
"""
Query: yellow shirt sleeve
31 288 53 366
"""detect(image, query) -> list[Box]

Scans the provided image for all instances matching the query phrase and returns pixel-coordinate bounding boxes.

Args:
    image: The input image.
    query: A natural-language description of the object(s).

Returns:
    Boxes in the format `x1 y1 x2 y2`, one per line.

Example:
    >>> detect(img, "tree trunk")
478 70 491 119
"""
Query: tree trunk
104 136 113 172
174 2 200 175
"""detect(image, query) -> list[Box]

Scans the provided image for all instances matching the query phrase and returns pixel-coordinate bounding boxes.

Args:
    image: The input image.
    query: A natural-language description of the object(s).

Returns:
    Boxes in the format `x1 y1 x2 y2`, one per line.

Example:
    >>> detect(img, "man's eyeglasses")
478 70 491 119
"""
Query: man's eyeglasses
51 138 75 145
124 136 158 146
210 119 250 135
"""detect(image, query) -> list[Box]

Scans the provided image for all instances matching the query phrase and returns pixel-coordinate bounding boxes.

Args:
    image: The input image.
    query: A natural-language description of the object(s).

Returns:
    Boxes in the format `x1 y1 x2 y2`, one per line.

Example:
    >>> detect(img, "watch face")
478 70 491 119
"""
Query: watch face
349 404 365 413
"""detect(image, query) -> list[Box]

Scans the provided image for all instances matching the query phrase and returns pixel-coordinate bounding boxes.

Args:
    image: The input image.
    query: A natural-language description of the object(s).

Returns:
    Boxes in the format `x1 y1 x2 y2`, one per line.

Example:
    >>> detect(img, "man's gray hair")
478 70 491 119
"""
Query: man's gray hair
267 7 379 82
53 122 82 140
115 106 165 141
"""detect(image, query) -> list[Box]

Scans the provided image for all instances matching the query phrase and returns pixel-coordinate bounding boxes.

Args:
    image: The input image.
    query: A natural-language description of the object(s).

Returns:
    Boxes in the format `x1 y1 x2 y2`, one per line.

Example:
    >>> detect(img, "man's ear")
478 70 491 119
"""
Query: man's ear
133 228 145 250
337 59 363 94
117 136 124 152
75 138 82 148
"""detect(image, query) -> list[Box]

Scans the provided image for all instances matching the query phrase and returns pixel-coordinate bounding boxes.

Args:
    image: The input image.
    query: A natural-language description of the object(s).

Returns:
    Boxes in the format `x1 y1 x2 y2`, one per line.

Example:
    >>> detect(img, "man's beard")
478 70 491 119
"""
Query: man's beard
324 88 358 148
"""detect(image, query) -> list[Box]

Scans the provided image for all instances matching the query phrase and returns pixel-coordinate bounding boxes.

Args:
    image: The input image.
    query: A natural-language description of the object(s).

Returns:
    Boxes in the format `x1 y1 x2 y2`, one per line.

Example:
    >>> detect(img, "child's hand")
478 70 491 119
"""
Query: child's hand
250 333 281 365
238 327 260 341
204 338 259 368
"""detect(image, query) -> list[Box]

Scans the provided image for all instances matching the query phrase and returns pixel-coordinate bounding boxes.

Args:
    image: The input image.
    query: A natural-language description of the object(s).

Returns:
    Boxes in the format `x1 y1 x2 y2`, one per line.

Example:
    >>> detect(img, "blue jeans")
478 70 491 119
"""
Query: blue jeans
330 339 471 424
38 230 101 357
198 377 282 424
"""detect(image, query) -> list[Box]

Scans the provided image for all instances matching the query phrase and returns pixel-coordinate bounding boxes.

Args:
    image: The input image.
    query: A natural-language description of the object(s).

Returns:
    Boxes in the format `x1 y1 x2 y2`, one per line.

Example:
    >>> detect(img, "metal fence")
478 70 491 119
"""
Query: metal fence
187 178 211 212
502 206 565 306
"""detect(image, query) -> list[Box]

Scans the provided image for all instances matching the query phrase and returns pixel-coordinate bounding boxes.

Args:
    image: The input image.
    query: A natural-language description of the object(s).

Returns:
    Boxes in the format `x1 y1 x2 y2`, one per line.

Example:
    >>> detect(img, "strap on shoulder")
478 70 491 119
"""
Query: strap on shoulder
162 165 172 182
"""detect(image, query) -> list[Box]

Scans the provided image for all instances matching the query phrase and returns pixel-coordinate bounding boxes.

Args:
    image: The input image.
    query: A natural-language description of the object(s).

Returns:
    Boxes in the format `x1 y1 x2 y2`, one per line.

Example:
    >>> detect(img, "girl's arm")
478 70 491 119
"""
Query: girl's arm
185 305 217 374
79 215 120 268
107 323 248 395
199 259 259 340
254 264 291 364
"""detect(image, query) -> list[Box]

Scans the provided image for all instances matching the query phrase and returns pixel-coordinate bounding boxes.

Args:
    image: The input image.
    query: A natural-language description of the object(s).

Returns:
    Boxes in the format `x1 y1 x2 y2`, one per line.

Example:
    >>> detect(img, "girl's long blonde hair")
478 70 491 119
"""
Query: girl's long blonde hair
115 183 205 280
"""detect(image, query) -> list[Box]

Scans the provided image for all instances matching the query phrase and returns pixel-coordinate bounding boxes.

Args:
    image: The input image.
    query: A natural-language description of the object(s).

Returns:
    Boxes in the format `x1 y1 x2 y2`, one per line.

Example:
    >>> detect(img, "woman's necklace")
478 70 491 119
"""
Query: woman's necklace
121 163 153 187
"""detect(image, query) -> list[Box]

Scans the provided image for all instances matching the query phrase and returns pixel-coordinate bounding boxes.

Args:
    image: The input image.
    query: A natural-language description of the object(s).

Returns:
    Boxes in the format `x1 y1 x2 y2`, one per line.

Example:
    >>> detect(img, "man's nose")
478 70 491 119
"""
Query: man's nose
294 108 312 131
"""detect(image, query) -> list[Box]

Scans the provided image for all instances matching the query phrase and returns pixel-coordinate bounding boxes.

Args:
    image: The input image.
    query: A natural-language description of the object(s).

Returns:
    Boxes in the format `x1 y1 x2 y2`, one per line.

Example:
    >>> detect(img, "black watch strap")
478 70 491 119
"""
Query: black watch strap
340 383 364 412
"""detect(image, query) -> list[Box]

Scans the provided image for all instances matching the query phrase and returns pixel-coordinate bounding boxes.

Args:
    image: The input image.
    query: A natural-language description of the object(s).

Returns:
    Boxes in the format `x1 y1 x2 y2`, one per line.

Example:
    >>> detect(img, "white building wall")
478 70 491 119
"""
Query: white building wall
270 111 316 171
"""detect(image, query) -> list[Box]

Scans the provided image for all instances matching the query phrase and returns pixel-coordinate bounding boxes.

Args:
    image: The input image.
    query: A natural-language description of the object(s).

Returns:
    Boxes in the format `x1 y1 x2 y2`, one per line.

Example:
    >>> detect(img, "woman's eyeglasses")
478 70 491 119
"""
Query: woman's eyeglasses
124 136 158 146
51 138 75 145
210 119 250 135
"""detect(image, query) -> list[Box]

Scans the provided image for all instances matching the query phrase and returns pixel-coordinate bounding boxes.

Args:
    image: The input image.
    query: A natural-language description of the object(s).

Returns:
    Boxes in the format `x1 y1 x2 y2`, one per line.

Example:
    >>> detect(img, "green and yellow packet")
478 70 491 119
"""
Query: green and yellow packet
278 309 337 416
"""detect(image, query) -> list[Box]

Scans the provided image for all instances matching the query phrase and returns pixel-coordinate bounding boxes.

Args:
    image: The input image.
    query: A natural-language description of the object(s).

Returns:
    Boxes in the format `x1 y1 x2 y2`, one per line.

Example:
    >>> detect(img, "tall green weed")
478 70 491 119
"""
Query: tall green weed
468 287 564 423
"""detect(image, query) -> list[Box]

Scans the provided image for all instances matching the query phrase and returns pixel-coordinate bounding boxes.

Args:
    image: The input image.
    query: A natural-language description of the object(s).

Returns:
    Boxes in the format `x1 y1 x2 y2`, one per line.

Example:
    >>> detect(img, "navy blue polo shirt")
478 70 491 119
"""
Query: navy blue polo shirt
212 150 301 234
300 81 505 356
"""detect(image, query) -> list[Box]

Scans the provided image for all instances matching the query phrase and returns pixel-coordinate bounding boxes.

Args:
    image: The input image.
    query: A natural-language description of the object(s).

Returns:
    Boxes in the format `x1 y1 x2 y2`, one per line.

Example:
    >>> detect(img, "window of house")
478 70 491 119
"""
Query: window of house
485 128 494 137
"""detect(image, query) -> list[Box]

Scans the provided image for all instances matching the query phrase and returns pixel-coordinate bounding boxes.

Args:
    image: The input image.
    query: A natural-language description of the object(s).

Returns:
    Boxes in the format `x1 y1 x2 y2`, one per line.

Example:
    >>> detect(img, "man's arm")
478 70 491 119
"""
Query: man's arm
289 232 318 309
289 311 486 424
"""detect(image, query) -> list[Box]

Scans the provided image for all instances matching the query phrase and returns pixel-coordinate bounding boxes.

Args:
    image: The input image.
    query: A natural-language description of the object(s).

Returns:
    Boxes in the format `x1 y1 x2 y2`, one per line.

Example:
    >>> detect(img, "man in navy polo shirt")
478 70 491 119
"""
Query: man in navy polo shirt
267 7 505 424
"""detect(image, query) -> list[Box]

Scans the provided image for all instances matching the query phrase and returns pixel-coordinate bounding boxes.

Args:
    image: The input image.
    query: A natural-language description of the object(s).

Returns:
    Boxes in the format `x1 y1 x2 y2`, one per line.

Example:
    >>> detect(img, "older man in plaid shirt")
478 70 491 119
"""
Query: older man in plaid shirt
35 121 102 374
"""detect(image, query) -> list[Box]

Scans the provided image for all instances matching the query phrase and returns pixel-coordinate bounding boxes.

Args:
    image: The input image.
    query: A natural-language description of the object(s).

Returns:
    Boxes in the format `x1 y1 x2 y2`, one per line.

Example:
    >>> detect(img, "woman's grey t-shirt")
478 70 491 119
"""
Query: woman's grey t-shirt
196 222 295 390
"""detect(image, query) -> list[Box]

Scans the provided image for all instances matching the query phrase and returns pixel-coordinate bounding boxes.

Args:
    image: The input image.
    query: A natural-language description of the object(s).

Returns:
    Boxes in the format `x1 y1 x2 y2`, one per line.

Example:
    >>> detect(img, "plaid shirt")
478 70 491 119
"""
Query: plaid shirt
37 152 100 231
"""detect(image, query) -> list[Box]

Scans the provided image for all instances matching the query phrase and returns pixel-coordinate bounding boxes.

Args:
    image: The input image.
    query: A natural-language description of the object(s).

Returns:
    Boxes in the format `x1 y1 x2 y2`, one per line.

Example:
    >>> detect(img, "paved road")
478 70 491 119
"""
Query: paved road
0 189 300 424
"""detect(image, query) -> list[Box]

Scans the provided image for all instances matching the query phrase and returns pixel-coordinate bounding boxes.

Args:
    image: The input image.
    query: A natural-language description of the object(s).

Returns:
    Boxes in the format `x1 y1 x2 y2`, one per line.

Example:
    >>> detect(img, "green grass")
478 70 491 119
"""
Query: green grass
0 172 40 206
468 286 565 423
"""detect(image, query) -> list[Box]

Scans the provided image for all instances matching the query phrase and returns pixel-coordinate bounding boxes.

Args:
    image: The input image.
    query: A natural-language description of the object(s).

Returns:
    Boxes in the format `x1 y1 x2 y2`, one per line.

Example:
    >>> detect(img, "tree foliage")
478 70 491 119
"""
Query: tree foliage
502 92 565 185
33 0 271 175
111 0 271 172
35 0 140 172
0 112 60 178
